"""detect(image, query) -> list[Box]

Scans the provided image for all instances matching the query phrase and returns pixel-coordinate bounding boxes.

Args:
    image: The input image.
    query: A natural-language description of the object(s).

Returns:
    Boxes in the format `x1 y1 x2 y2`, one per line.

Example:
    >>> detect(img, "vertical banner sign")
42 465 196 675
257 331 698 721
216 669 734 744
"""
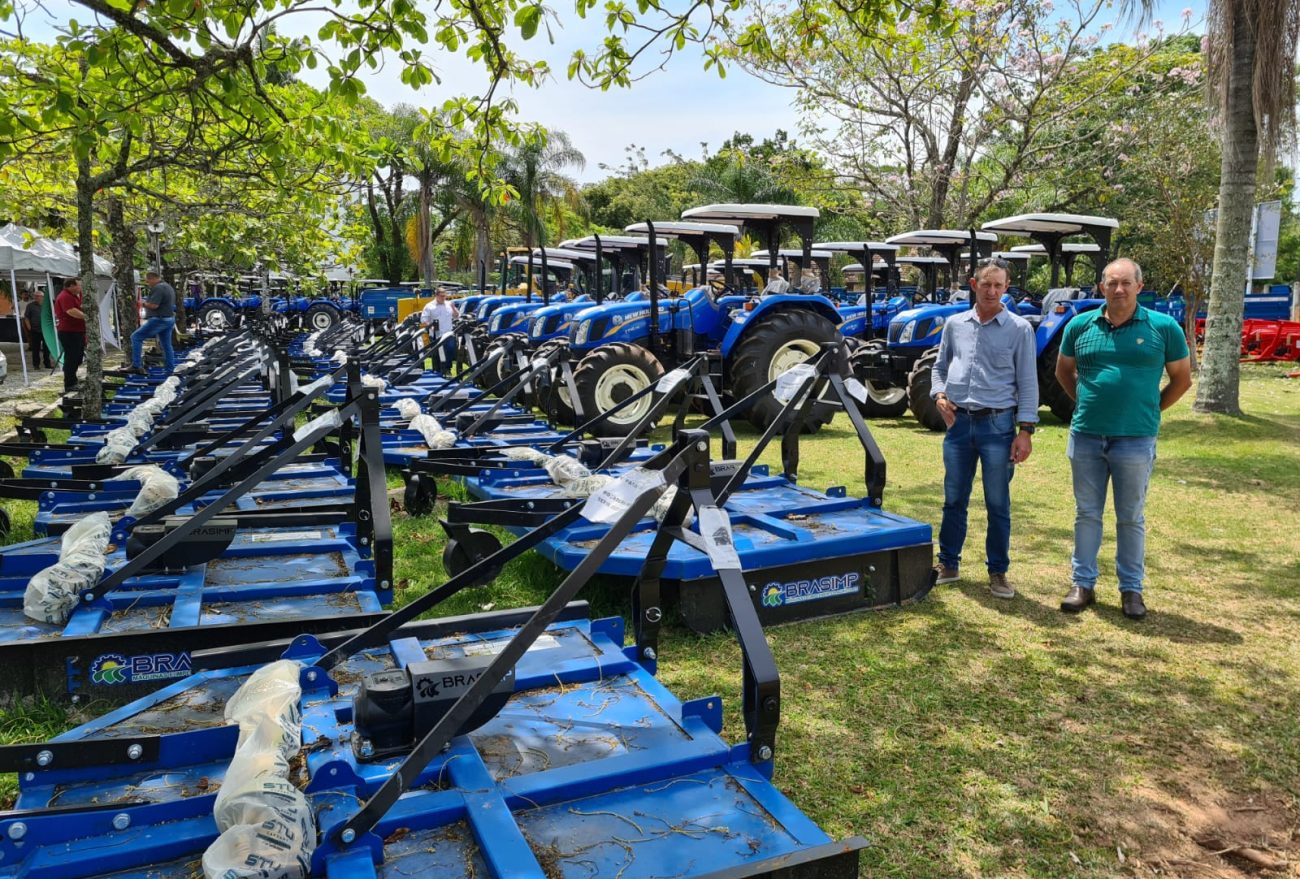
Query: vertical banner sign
1251 200 1282 280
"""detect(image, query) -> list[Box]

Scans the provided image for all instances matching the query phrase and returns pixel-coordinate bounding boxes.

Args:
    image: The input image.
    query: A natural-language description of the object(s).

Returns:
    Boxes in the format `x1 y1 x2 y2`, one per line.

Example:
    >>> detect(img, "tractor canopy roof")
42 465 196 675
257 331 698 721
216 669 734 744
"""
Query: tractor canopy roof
886 229 999 247
842 260 892 274
681 203 820 222
1008 242 1102 254
813 241 899 254
530 247 593 261
894 255 951 265
560 235 652 251
981 212 1118 236
509 255 575 271
624 220 741 238
751 248 835 260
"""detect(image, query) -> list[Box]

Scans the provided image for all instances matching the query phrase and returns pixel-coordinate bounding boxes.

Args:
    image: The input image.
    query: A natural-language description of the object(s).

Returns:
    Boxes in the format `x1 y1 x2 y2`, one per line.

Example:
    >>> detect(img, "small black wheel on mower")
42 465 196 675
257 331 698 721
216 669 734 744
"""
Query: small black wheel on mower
443 528 503 583
907 346 948 431
1037 335 1075 425
848 338 909 418
729 309 840 432
198 302 237 330
573 342 665 438
306 303 339 332
403 472 437 517
0 459 14 479
0 507 9 540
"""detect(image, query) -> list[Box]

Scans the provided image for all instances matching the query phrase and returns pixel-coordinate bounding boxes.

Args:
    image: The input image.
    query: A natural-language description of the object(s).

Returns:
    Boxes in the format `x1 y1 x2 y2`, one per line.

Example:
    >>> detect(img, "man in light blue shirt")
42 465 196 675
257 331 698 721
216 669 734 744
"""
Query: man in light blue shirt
930 258 1039 598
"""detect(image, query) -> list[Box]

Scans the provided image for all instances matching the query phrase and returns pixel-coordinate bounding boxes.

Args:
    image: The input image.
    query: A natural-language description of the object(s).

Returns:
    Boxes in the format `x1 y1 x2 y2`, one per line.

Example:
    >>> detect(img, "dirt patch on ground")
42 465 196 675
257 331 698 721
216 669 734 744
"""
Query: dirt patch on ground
1094 780 1298 877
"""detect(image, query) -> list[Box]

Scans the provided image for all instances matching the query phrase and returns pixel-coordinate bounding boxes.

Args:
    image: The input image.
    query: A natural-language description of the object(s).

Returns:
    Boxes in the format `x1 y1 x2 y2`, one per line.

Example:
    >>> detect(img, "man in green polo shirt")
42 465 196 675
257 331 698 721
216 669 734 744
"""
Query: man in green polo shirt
1054 258 1192 619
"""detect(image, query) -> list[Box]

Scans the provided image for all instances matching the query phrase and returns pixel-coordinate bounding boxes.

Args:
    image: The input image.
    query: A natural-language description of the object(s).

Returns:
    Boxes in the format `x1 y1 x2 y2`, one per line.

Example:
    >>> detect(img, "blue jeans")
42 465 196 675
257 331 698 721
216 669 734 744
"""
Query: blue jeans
1067 432 1158 593
939 409 1016 574
131 316 176 370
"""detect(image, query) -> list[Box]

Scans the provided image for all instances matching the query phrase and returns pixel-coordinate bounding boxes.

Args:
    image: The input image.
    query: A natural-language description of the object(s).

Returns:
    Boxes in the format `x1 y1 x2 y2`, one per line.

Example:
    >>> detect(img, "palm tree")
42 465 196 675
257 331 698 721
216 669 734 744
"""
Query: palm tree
1188 1 1298 414
504 129 586 261
687 150 798 205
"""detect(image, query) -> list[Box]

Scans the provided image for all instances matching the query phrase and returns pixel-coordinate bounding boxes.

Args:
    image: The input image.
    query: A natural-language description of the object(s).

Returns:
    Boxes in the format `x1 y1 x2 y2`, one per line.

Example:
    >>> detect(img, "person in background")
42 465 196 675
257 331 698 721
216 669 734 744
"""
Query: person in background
420 286 459 369
54 278 86 393
1054 257 1192 620
930 257 1039 599
22 288 53 369
129 271 177 374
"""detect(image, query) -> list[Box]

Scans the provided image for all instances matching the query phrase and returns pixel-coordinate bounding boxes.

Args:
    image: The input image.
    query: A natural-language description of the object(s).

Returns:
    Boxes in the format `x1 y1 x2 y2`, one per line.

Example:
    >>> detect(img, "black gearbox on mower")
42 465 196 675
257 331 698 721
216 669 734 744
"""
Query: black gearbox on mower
352 655 515 760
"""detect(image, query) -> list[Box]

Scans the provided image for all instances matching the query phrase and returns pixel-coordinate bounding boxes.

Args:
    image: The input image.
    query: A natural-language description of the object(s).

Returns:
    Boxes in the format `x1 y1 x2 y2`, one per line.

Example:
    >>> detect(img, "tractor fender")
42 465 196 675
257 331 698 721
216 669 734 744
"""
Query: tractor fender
1034 298 1103 357
719 294 842 359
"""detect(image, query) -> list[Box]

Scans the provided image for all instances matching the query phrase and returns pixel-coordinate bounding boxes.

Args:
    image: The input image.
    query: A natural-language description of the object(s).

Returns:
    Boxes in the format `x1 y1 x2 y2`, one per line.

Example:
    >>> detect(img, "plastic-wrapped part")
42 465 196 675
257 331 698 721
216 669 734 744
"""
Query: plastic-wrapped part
202 660 313 879
503 447 550 464
125 408 155 438
23 512 112 624
360 374 387 392
427 429 456 449
331 350 347 365
559 473 613 498
202 783 314 879
224 660 303 759
394 398 422 421
112 465 181 518
410 410 447 442
95 427 139 465
544 456 591 487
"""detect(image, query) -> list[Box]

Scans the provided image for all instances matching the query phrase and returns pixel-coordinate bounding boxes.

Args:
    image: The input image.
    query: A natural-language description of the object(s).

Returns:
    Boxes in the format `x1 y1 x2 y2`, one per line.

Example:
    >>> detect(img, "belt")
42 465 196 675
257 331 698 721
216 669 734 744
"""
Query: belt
953 405 1013 417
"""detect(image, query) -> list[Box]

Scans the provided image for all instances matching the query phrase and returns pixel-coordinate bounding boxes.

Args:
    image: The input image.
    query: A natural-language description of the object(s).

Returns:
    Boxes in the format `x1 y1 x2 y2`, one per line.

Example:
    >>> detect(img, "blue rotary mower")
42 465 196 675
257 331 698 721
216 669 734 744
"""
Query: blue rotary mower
0 429 867 879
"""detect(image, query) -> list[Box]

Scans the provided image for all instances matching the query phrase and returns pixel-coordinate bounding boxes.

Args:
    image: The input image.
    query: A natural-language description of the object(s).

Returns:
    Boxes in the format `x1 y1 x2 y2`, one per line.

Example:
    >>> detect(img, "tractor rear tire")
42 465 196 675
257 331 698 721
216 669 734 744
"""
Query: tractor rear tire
848 338 909 418
198 302 237 331
1037 336 1075 425
306 303 338 332
730 309 840 433
574 342 665 438
907 347 948 432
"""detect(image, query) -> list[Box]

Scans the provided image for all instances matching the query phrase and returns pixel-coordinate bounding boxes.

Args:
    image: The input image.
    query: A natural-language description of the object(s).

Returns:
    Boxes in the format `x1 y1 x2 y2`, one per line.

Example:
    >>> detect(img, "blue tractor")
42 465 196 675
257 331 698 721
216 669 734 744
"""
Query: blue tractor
854 230 998 429
565 204 847 436
863 214 1120 430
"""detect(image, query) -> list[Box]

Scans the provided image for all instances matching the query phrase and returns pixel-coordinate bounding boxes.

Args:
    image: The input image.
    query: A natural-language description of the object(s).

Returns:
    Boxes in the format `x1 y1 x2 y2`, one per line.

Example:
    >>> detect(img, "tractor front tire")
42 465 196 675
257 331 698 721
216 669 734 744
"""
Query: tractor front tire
306 303 339 332
907 347 948 432
573 342 665 438
198 302 237 331
848 338 909 418
730 309 840 433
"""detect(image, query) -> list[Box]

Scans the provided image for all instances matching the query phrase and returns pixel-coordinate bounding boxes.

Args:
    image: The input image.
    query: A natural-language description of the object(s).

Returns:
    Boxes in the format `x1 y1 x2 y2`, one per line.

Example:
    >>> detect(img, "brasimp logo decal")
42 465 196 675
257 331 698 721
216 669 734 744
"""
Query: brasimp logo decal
761 573 861 607
90 651 191 685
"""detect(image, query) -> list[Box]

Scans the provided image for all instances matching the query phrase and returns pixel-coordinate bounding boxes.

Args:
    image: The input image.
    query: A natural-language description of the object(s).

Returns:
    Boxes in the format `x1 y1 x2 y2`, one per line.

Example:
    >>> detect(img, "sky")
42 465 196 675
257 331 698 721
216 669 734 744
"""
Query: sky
11 0 1212 183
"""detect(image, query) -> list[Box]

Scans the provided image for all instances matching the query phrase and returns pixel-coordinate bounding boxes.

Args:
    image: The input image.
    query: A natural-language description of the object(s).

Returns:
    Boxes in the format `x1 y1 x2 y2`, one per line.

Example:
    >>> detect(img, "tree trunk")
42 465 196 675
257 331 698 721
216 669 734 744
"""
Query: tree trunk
106 196 139 352
1194 3 1257 416
475 209 490 293
74 163 104 418
417 181 434 289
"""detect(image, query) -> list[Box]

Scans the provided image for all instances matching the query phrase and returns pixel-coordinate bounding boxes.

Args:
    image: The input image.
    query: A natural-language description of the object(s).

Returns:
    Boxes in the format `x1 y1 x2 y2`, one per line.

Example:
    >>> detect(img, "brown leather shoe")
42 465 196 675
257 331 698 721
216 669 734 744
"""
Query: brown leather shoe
933 564 960 585
1122 591 1147 620
1060 584 1095 613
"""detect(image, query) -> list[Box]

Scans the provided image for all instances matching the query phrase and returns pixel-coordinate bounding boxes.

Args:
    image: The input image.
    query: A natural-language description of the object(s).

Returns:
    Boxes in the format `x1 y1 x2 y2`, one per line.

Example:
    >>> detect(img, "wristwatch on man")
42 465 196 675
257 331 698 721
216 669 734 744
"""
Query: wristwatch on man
1018 422 1036 435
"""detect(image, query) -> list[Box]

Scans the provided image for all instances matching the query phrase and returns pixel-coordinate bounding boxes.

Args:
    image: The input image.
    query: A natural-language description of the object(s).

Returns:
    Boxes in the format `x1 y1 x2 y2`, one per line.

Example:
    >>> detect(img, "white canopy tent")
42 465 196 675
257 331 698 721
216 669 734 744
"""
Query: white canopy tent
0 224 117 386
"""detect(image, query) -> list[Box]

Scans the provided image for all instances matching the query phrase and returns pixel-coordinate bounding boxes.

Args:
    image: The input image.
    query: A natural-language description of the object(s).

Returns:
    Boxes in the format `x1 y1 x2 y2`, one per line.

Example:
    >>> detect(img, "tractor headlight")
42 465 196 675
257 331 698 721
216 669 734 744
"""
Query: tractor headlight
899 320 916 343
530 317 542 336
575 320 591 344
490 313 504 331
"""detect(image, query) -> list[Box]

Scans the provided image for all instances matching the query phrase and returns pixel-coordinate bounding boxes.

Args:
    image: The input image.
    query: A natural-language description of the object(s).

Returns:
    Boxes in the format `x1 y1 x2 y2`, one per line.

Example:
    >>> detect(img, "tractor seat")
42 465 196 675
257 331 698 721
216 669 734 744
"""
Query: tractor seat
1040 287 1084 316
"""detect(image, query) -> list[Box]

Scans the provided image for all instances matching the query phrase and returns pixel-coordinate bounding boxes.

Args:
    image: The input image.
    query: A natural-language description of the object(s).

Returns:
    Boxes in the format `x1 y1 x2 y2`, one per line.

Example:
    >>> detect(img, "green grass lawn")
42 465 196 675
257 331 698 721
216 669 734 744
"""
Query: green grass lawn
1 365 1297 877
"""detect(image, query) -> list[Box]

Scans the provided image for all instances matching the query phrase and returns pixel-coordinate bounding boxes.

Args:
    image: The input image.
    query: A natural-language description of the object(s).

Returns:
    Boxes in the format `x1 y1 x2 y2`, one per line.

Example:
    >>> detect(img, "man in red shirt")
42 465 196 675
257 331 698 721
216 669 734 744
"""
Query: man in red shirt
54 278 87 393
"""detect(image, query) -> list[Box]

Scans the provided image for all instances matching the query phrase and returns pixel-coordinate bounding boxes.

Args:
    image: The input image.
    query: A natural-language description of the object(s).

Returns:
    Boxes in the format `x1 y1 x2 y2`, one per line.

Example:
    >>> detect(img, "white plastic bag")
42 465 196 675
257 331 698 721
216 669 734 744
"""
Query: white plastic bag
23 512 112 624
503 447 550 464
125 408 155 438
360 374 387 392
95 427 139 465
203 780 314 879
203 660 313 879
394 398 422 422
330 350 347 365
113 465 180 518
544 456 591 487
